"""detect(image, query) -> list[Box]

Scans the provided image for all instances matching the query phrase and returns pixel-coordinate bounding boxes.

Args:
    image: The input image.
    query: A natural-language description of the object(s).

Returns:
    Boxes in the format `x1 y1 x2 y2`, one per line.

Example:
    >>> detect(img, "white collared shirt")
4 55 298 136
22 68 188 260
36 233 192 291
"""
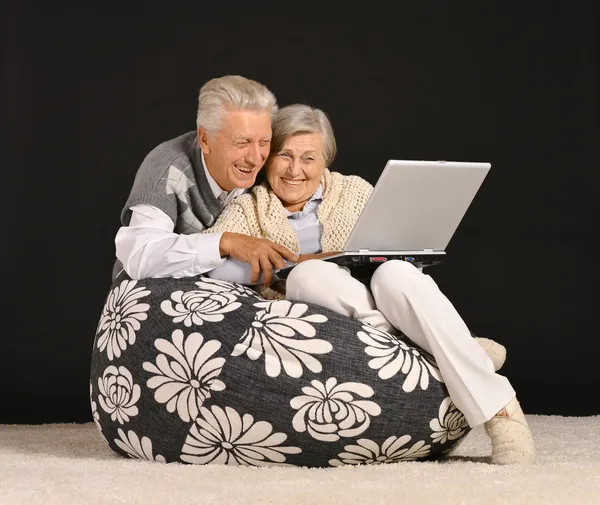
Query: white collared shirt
115 151 245 279
201 151 242 206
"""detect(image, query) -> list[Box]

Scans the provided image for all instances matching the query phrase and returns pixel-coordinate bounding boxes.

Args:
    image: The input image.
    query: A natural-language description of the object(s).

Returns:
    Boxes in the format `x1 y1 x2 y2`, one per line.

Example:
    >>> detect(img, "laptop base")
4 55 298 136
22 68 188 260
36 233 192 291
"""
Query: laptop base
276 254 444 280
327 253 445 268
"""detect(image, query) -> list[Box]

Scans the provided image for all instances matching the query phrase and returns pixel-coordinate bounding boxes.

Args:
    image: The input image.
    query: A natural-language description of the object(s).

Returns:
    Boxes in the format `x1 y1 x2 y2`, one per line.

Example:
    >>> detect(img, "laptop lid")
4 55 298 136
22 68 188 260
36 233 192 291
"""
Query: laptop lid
343 160 491 253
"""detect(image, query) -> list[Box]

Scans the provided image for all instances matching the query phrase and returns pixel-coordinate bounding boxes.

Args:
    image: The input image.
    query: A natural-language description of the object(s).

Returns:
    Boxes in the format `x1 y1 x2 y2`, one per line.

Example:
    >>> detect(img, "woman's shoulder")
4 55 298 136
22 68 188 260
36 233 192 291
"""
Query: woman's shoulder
231 191 256 205
229 187 265 210
329 171 374 193
250 182 271 197
327 172 373 217
215 191 257 222
207 187 263 235
250 182 279 208
219 184 272 220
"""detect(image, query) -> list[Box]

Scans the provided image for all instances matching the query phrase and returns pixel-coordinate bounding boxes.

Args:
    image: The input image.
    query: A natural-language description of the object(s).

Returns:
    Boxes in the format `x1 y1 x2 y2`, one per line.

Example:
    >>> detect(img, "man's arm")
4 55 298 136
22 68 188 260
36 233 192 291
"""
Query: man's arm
115 204 226 279
116 204 298 283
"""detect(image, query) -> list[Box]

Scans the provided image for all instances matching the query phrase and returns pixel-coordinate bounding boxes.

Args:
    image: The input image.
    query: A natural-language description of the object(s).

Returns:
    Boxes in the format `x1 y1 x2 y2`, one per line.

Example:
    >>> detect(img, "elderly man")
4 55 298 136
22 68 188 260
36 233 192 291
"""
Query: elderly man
114 75 297 285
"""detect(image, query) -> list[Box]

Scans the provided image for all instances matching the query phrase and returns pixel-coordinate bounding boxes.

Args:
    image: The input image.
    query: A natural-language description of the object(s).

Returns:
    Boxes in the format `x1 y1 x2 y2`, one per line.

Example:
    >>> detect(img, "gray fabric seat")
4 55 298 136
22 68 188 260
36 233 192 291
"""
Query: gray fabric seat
90 273 470 466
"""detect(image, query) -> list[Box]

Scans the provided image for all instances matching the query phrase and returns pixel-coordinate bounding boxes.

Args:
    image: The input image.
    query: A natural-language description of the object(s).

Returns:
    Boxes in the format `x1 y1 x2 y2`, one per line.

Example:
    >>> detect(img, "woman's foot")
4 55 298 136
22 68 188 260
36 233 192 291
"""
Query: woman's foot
484 397 536 464
474 337 507 371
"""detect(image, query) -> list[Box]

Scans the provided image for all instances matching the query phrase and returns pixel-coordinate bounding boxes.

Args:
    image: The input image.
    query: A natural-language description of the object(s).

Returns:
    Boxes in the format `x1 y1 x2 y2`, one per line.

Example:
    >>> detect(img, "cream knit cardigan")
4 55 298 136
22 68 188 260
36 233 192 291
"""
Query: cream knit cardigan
206 168 373 253
205 169 373 299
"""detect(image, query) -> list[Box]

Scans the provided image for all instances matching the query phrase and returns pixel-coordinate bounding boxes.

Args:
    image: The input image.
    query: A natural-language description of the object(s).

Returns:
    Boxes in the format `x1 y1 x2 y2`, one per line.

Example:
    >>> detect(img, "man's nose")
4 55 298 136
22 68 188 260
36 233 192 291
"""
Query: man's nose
246 144 262 167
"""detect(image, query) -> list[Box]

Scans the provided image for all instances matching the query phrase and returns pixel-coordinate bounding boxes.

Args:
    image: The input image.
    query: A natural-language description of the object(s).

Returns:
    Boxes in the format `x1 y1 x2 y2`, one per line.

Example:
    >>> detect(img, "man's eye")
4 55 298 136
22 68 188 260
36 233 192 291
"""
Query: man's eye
279 152 289 157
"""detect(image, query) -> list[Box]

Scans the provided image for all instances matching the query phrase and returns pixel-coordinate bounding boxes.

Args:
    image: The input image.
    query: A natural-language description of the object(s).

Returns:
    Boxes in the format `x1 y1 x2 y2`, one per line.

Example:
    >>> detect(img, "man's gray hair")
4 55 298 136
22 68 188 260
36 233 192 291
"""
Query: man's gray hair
270 104 337 166
196 75 278 135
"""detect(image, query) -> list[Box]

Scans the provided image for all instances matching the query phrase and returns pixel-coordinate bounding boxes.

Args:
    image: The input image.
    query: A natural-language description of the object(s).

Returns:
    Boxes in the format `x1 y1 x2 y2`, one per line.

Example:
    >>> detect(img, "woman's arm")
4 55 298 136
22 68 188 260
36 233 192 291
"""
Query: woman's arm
207 258 263 285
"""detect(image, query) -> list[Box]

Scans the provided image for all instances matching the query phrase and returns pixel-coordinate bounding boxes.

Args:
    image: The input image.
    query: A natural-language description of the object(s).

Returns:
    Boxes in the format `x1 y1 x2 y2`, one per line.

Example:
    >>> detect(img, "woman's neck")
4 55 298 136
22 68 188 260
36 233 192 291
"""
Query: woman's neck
283 201 308 213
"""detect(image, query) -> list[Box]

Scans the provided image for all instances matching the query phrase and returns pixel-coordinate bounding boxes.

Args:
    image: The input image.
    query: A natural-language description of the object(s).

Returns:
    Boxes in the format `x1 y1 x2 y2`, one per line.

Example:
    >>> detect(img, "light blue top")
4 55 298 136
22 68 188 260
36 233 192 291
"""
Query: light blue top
207 185 324 285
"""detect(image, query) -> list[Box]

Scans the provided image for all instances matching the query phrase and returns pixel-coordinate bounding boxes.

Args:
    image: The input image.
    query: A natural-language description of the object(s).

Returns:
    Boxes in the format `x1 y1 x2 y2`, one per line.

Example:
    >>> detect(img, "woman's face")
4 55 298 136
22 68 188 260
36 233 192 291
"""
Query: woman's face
267 133 326 212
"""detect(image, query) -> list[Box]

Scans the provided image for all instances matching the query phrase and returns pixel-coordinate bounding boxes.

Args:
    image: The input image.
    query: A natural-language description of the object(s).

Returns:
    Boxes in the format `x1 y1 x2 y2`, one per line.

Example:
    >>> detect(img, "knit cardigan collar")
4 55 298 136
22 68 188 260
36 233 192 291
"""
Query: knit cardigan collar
252 168 346 253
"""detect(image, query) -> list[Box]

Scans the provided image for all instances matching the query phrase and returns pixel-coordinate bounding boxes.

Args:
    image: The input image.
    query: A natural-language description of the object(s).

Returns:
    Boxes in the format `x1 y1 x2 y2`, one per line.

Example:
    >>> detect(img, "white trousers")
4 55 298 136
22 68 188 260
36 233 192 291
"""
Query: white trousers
285 259 515 427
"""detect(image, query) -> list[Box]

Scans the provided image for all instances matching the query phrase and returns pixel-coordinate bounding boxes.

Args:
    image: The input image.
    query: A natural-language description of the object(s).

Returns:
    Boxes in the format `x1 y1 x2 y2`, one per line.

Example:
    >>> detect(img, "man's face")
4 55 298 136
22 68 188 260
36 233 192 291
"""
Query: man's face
199 109 272 192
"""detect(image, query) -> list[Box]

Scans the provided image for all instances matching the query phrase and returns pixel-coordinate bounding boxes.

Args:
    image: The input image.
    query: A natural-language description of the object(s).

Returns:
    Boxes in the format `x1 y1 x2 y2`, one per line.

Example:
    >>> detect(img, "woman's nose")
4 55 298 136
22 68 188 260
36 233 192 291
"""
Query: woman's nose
286 159 302 176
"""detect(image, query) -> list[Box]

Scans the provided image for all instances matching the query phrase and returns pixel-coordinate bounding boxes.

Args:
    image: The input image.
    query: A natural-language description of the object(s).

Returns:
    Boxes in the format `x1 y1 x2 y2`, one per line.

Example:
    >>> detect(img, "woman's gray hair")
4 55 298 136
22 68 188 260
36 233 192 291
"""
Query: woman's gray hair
270 104 337 166
196 75 278 136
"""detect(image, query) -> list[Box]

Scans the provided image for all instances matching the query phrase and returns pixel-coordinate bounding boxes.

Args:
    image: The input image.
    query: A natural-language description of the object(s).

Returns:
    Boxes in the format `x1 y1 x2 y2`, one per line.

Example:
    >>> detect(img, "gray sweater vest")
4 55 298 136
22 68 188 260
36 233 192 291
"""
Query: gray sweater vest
113 131 223 278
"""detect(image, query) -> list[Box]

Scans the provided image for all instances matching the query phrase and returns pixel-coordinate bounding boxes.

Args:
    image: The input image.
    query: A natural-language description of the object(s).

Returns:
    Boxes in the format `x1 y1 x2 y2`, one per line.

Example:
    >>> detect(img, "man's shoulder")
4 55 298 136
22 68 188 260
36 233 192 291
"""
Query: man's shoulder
140 130 197 172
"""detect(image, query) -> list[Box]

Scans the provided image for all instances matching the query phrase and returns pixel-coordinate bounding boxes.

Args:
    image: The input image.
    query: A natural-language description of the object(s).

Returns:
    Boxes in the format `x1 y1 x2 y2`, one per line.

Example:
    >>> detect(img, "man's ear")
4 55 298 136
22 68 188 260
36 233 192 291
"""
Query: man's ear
197 127 211 154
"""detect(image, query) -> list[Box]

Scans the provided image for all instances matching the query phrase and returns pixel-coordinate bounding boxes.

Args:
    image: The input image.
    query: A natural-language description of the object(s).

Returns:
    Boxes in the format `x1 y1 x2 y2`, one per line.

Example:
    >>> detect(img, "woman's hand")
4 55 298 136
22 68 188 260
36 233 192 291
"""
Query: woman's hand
296 251 342 263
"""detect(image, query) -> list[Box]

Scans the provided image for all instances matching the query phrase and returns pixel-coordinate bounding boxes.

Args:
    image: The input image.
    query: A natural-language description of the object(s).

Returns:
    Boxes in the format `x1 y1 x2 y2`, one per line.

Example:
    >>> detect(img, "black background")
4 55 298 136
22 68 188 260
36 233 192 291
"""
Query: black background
1 1 598 423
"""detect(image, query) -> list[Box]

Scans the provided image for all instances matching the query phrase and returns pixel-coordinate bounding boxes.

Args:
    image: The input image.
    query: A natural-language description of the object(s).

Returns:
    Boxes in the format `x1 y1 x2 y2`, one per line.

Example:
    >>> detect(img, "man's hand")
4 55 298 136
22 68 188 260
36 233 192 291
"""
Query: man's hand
219 232 298 286
296 251 342 264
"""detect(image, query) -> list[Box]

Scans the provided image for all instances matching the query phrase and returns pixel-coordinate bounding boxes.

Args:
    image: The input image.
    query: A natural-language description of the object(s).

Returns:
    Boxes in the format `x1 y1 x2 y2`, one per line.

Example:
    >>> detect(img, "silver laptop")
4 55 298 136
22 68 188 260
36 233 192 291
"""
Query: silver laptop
277 159 491 277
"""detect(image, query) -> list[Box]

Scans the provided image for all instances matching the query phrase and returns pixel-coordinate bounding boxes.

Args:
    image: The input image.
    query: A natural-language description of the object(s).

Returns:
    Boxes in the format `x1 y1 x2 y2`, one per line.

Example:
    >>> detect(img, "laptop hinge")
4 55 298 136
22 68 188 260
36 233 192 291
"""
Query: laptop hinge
358 249 369 253
424 249 434 252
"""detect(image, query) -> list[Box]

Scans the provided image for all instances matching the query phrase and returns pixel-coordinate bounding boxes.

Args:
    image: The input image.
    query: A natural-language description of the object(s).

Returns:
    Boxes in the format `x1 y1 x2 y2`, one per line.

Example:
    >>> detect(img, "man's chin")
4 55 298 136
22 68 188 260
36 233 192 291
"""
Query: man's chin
233 175 257 189
228 168 259 189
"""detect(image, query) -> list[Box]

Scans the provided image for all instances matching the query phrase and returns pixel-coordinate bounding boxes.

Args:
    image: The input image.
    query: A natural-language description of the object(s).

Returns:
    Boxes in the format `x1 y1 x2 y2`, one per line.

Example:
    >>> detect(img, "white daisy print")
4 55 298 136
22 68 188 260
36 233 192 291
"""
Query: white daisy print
97 365 140 424
195 277 260 298
232 300 331 378
114 429 166 463
161 290 241 327
142 329 226 422
290 377 381 442
96 279 151 360
358 325 442 392
329 435 431 466
180 405 301 466
430 397 469 444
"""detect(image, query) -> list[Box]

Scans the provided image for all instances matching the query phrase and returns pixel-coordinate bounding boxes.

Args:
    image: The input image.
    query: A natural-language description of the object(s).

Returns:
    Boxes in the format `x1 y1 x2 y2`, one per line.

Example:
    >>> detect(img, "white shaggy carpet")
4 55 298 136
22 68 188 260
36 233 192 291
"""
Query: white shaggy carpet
1 415 599 505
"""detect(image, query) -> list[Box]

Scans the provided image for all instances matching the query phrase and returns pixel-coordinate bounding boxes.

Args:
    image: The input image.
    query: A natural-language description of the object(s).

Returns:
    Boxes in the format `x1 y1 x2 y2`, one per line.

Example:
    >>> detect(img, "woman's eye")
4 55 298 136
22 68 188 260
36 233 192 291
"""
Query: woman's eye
279 152 289 157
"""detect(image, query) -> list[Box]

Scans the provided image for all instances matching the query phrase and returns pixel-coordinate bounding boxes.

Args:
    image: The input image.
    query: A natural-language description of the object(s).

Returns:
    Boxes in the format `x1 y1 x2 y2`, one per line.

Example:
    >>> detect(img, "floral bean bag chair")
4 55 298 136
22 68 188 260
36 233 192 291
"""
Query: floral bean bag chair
89 272 470 466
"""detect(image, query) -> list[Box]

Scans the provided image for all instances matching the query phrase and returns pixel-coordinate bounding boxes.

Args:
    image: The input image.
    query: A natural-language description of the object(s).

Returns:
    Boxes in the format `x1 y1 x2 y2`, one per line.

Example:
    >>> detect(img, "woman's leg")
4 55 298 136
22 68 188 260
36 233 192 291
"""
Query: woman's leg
286 259 396 334
369 260 535 464
287 261 505 368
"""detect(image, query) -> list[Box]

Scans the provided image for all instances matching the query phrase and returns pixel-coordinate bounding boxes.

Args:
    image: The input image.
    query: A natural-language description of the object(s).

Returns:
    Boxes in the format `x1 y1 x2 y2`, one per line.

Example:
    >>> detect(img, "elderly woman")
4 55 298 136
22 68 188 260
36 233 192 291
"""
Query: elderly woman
205 104 536 465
